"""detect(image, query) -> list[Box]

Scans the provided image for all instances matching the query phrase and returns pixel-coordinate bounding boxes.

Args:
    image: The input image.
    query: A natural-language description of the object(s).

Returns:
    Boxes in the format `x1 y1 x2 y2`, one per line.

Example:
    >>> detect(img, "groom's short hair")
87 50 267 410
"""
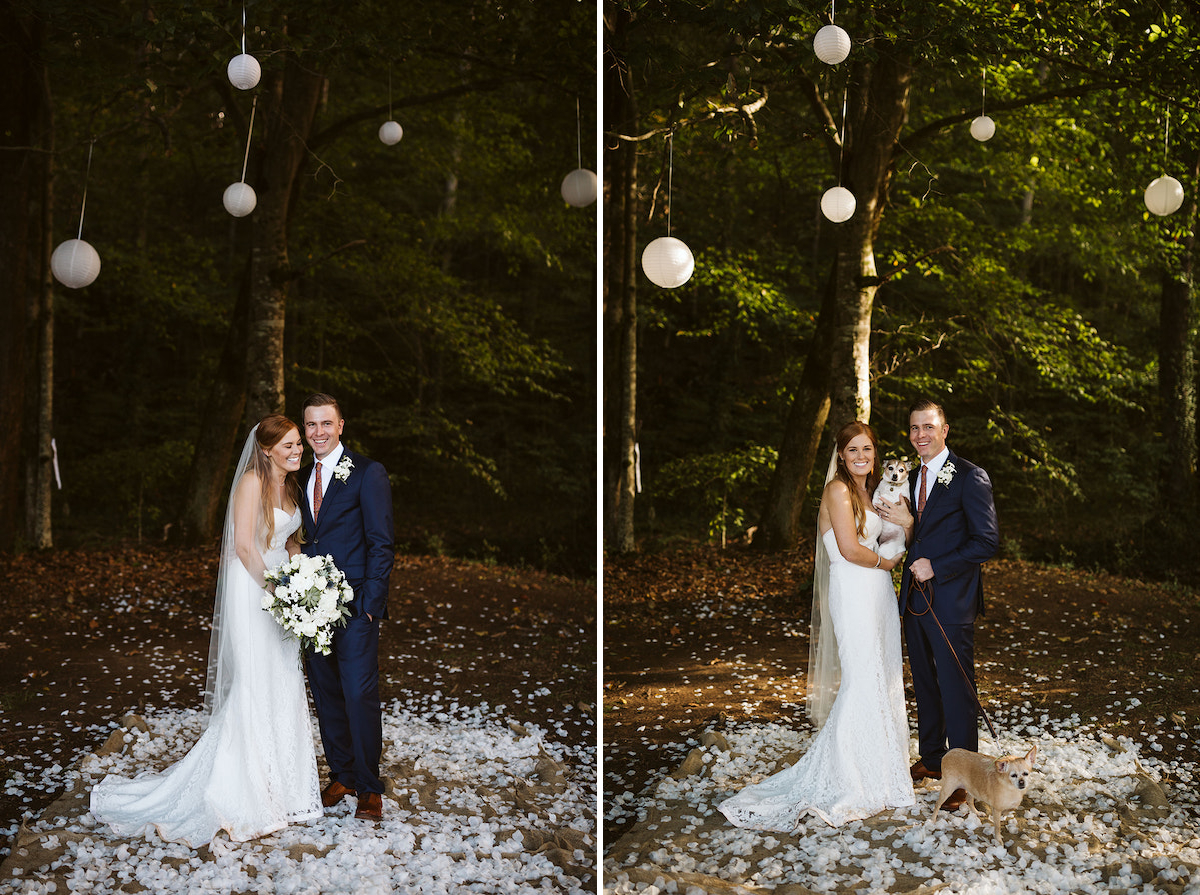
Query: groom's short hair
909 398 947 425
303 392 342 419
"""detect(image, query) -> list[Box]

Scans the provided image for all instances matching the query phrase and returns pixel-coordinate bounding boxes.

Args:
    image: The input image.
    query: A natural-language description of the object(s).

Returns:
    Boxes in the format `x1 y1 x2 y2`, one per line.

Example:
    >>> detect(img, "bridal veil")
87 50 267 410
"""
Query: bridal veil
806 450 840 727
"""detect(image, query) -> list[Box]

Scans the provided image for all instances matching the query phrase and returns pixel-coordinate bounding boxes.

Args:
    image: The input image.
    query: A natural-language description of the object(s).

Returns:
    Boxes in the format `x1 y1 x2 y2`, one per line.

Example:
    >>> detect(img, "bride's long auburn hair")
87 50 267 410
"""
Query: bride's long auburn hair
832 420 882 540
249 414 305 549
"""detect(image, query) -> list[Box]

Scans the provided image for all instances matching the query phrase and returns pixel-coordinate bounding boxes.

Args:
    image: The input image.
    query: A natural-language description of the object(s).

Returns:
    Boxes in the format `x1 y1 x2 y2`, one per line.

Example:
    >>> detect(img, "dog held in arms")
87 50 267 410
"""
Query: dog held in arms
873 457 911 559
931 746 1038 846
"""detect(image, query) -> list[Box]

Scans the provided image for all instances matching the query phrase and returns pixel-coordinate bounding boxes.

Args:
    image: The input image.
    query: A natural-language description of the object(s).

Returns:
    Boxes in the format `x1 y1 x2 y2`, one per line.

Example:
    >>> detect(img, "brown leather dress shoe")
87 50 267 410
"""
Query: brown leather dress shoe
910 760 942 782
321 781 357 808
355 791 383 821
940 788 968 811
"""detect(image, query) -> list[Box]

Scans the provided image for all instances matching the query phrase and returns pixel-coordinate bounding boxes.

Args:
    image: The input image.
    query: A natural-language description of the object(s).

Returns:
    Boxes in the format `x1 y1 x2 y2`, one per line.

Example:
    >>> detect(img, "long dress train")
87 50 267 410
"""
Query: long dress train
718 511 915 830
90 507 322 847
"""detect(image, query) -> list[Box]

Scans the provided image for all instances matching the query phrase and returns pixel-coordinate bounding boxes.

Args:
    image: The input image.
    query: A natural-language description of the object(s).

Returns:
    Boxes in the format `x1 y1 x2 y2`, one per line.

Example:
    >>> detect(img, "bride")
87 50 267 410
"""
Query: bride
90 415 323 846
718 421 915 830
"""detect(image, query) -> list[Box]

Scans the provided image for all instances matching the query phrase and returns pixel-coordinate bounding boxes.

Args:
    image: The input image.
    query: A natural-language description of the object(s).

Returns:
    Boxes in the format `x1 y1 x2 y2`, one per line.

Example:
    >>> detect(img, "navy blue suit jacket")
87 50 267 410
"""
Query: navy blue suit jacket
900 451 999 625
299 448 394 620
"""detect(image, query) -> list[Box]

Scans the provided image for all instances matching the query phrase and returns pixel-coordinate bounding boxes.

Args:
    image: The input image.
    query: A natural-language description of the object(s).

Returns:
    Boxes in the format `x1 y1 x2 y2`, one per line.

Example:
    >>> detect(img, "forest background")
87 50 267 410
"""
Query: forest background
1 0 597 576
604 0 1200 583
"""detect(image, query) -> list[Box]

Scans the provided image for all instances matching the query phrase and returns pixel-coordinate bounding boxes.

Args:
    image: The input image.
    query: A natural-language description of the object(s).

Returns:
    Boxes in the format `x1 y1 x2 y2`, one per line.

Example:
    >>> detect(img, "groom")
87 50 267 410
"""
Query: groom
299 393 394 821
896 400 998 810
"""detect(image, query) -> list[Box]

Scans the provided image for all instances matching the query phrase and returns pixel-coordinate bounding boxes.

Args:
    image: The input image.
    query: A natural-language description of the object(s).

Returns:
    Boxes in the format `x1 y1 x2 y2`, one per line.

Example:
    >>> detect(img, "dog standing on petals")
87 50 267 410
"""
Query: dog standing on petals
931 745 1038 847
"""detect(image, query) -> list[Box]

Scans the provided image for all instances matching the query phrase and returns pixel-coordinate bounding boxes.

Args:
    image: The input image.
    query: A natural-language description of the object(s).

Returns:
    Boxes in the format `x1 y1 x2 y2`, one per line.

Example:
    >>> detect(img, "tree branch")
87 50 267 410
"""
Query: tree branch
308 77 512 151
877 244 956 285
902 81 1116 152
609 88 768 144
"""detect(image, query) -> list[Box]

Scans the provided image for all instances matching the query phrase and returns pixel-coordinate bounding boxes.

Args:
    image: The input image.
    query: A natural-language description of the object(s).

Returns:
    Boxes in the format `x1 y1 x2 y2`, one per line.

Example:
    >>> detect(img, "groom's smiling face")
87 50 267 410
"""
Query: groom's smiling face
304 405 345 461
909 408 949 462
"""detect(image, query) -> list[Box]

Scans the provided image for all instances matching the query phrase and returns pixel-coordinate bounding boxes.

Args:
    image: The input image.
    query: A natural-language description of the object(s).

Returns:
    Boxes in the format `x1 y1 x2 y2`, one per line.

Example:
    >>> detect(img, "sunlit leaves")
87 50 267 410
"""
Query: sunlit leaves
655 444 779 542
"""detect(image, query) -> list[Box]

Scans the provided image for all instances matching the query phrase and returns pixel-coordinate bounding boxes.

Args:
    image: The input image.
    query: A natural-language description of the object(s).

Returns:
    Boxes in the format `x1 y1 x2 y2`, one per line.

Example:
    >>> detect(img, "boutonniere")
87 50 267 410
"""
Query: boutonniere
936 462 956 487
333 456 354 483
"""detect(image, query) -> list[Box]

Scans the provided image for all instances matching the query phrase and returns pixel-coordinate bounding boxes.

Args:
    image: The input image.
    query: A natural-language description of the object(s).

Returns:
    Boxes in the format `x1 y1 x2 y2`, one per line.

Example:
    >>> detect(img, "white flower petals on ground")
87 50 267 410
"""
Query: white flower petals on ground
603 716 1200 895
2 702 594 894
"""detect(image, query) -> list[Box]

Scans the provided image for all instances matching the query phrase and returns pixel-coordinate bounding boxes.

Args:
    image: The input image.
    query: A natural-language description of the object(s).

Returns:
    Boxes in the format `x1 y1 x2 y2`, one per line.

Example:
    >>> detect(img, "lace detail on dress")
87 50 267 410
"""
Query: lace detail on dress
90 507 322 846
718 511 915 830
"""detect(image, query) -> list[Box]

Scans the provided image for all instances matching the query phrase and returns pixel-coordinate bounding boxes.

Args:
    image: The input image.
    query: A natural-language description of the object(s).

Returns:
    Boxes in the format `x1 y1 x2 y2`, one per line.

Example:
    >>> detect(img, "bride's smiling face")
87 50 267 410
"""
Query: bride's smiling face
265 427 303 475
840 433 875 480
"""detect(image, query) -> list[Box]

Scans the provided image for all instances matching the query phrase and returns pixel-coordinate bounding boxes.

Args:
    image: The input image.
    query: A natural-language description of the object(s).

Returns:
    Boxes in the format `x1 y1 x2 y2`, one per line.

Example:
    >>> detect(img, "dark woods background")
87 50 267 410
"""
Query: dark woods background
2 0 596 576
604 0 1200 584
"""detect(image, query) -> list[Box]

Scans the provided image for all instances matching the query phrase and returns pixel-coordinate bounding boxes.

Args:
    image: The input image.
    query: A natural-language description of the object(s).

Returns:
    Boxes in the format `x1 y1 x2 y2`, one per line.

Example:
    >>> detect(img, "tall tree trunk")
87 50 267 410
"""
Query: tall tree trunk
1159 148 1200 512
756 44 914 549
184 56 324 539
244 59 325 425
603 2 639 552
613 138 638 553
29 73 54 549
0 5 42 553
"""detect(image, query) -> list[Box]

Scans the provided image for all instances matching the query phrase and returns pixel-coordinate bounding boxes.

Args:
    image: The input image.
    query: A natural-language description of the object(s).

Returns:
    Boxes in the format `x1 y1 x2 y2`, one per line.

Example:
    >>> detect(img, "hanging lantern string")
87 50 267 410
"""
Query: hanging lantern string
667 132 674 237
981 68 987 117
837 88 848 186
1163 106 1171 173
388 64 393 120
576 96 583 170
830 0 836 24
241 2 247 55
240 96 257 184
77 138 95 240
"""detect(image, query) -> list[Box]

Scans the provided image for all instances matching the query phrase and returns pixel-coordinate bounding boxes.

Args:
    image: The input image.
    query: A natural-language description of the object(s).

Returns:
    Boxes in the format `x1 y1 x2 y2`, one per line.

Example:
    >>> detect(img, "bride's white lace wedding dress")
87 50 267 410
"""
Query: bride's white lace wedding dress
91 507 322 847
718 511 915 830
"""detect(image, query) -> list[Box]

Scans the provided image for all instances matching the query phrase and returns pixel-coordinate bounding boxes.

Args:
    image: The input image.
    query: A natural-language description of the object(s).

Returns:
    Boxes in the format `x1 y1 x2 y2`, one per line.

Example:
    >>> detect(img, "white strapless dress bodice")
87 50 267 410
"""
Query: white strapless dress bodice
718 511 915 829
90 508 322 846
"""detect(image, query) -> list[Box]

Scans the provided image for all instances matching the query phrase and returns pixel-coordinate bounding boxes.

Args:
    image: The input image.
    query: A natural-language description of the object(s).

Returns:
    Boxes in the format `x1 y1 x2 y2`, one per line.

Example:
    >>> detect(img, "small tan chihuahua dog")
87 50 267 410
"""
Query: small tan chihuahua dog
931 745 1037 847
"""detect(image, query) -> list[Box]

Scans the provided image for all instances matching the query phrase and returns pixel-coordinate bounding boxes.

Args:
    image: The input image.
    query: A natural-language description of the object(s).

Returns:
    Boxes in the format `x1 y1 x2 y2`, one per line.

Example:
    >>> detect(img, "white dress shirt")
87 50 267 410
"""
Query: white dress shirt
307 442 345 514
918 446 950 506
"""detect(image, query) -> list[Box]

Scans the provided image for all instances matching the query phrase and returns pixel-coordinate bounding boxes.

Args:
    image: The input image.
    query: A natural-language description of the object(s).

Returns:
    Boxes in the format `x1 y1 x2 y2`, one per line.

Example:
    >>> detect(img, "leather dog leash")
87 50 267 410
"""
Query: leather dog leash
908 577 1000 748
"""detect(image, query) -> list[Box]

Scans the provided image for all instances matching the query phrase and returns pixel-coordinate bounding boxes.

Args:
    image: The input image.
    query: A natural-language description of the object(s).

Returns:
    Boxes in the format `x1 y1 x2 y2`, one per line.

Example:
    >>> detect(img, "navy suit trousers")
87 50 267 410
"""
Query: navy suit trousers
306 610 383 795
904 608 979 770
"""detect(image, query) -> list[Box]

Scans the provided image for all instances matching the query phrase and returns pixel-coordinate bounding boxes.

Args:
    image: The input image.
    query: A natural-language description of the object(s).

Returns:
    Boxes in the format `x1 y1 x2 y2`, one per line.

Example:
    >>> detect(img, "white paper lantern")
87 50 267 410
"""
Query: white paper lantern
560 168 597 207
970 115 996 142
378 120 404 145
813 24 851 65
50 238 101 289
223 181 257 217
820 186 856 223
642 236 694 288
227 53 261 90
1144 175 1184 216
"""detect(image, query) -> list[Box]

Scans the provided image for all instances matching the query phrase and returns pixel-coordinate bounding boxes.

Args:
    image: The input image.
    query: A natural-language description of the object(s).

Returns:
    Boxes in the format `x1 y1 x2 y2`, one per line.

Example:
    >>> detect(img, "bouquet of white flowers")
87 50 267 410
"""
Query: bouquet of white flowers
262 553 354 656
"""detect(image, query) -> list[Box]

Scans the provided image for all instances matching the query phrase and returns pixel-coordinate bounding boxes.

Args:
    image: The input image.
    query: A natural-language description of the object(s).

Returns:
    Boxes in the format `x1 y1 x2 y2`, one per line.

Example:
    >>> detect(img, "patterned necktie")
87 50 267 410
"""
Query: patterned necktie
917 464 928 518
313 461 323 519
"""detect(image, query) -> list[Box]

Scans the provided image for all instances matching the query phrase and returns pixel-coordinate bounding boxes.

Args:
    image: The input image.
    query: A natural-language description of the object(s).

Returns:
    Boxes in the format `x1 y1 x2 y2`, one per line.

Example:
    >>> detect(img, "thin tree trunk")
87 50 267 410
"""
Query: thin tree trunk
614 135 638 553
0 5 41 552
30 75 54 549
1159 148 1200 512
603 2 639 552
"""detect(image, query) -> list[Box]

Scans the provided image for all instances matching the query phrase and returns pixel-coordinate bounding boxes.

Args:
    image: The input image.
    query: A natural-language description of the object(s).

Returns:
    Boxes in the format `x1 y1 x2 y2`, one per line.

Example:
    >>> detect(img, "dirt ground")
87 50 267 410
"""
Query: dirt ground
603 544 1200 843
0 545 597 859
